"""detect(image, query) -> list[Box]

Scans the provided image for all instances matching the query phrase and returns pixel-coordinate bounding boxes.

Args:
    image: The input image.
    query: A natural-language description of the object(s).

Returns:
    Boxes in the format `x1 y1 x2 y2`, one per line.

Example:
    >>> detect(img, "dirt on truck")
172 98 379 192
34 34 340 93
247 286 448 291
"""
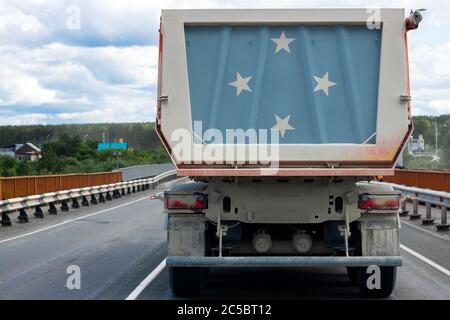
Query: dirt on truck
155 8 423 297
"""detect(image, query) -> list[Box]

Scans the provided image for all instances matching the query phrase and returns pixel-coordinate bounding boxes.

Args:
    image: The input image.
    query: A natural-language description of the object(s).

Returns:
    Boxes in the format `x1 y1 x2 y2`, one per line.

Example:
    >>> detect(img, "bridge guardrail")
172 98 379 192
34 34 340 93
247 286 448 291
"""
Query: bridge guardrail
378 182 450 231
0 172 123 200
383 169 450 193
0 170 177 226
115 163 175 181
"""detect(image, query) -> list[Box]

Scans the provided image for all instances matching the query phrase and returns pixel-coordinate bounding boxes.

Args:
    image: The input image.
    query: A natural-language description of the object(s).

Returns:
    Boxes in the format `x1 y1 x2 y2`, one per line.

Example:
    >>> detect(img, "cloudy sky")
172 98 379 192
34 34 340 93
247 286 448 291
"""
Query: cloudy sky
0 0 449 125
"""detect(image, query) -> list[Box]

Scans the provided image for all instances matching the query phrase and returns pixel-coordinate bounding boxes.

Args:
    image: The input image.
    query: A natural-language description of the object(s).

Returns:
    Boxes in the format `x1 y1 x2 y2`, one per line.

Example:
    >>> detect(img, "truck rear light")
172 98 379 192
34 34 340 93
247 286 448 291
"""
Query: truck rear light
164 193 208 210
359 194 400 210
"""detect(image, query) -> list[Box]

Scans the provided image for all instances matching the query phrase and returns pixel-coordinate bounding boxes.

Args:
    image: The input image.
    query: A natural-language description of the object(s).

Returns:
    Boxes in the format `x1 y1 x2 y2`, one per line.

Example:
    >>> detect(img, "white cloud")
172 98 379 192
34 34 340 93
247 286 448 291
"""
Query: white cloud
25 43 158 86
0 113 52 126
0 42 158 123
0 1 45 33
429 99 450 113
0 64 57 107
0 0 49 46
409 41 450 115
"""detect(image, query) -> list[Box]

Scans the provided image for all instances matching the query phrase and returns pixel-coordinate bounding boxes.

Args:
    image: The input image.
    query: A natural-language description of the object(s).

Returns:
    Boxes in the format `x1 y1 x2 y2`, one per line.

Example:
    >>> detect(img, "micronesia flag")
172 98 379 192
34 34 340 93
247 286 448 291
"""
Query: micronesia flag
185 25 381 145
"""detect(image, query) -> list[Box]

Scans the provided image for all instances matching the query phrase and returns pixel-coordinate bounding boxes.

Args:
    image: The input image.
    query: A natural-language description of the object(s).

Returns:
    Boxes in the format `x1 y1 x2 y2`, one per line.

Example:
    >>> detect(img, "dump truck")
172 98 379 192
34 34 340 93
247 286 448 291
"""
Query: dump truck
155 8 423 297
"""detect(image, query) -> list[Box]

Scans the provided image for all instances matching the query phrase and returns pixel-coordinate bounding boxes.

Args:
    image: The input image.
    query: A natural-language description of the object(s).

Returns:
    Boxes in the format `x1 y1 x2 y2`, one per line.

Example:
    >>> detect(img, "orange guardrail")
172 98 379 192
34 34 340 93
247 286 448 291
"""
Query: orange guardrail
383 169 450 193
0 172 123 200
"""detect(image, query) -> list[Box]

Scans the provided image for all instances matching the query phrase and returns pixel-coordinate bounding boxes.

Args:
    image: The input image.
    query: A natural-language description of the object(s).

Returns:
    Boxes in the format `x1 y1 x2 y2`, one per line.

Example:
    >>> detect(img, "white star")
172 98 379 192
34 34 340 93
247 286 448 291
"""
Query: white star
313 72 337 96
228 72 252 96
272 114 295 138
271 30 295 54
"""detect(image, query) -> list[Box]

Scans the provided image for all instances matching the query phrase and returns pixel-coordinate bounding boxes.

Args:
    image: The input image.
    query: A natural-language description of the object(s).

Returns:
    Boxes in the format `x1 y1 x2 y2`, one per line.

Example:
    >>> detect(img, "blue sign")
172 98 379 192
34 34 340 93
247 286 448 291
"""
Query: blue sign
97 142 128 151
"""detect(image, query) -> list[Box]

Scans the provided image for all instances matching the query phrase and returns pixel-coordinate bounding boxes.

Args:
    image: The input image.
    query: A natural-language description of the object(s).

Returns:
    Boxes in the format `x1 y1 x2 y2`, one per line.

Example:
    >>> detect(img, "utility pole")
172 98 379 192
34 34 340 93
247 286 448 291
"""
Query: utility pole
435 118 438 156
114 151 121 169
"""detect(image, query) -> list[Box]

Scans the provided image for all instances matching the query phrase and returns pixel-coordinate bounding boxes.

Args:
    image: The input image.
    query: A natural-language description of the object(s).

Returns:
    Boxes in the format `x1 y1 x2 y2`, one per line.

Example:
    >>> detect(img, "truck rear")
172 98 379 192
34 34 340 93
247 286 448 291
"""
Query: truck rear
155 8 422 297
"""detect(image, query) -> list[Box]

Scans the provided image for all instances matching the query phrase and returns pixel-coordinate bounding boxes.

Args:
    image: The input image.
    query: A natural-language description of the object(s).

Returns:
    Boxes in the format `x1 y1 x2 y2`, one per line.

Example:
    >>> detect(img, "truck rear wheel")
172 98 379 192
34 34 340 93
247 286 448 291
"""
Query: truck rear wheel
356 266 397 298
169 267 207 297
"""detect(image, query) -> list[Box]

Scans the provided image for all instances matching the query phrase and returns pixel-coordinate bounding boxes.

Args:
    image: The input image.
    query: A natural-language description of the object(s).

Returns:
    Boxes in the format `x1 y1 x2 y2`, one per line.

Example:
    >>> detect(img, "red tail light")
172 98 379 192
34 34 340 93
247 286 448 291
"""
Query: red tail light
359 194 400 210
165 193 208 211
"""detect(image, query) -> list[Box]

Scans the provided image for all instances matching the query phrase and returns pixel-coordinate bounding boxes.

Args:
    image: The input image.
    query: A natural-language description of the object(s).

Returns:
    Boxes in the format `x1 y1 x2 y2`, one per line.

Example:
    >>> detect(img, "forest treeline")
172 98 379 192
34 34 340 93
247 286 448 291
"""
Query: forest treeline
0 123 161 150
0 134 170 177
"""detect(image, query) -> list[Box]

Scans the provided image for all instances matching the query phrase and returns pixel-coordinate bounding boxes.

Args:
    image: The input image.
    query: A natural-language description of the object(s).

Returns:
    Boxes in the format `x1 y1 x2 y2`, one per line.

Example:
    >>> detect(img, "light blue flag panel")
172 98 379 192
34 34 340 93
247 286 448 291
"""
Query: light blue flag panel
185 25 381 144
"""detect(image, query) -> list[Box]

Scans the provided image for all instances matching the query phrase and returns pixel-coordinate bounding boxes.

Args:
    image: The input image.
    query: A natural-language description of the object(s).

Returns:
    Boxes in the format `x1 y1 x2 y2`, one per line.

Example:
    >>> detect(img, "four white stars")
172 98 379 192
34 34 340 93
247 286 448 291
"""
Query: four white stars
271 30 295 54
228 72 253 96
226 31 338 139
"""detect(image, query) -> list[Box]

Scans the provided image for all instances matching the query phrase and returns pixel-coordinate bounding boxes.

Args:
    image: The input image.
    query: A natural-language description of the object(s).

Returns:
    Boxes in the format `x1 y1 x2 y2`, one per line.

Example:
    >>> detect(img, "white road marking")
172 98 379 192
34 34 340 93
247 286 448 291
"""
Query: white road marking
401 219 450 242
0 196 149 245
126 259 167 300
400 244 450 277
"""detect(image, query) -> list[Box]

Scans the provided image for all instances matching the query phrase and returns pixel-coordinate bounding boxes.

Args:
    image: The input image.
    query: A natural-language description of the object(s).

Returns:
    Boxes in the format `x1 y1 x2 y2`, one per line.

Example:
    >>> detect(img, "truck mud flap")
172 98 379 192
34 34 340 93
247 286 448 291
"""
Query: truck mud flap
166 256 402 268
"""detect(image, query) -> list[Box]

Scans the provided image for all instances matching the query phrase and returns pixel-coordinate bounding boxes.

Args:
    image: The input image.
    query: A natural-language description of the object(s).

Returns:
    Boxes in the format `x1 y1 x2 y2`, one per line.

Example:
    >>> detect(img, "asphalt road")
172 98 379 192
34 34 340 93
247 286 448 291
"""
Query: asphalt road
0 183 448 300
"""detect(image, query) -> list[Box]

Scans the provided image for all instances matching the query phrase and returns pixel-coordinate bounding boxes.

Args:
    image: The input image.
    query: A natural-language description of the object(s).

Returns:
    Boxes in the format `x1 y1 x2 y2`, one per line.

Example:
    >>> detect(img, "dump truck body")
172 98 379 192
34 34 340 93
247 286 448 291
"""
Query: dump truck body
157 9 412 176
156 8 421 297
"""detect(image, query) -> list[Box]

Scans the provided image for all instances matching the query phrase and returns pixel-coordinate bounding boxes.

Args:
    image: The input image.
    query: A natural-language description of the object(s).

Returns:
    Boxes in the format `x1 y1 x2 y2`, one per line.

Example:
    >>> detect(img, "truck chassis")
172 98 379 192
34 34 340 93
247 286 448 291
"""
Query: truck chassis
164 177 401 297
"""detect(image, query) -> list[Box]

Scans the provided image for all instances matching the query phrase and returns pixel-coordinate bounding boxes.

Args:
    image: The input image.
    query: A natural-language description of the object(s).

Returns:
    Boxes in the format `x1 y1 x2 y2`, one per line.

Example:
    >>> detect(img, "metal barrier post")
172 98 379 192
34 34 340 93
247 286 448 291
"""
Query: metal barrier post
81 196 89 207
34 206 44 218
437 204 449 231
18 209 29 223
90 195 98 205
1 212 11 226
422 202 435 225
48 203 57 215
400 198 409 217
61 200 69 212
410 197 421 220
71 198 80 209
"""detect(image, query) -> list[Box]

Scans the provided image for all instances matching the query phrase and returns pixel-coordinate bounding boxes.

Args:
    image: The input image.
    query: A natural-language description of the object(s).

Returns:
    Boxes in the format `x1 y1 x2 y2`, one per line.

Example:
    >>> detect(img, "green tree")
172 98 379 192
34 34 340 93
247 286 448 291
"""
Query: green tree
16 160 34 176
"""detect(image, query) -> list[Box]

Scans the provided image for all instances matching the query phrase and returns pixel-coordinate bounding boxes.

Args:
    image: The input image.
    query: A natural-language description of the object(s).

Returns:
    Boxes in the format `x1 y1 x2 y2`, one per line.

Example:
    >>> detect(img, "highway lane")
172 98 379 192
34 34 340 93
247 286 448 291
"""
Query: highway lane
0 181 174 300
400 222 450 272
137 224 450 300
137 213 450 299
0 183 448 299
137 252 450 300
